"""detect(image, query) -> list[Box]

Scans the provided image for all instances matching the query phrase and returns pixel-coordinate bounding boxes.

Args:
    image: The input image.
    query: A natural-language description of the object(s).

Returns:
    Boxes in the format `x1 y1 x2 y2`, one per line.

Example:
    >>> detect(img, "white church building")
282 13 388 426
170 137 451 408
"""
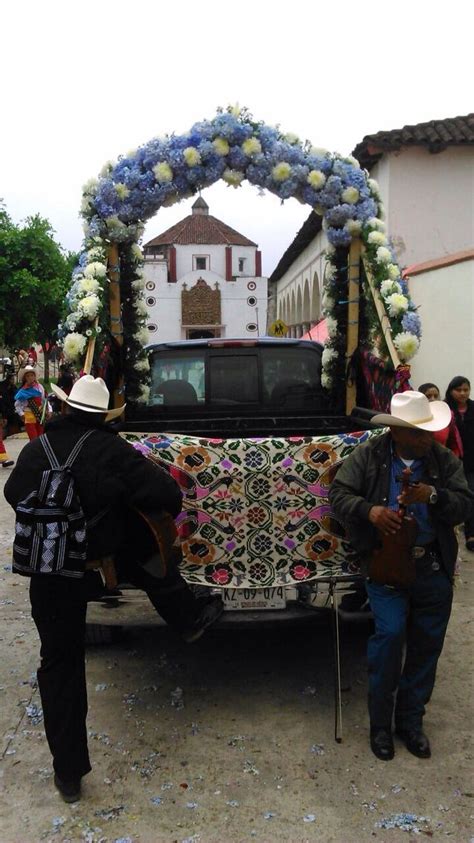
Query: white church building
143 197 268 342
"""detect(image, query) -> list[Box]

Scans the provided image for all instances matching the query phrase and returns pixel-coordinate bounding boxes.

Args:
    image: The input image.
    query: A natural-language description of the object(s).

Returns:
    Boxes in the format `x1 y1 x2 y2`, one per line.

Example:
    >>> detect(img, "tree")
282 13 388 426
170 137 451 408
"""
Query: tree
0 204 76 380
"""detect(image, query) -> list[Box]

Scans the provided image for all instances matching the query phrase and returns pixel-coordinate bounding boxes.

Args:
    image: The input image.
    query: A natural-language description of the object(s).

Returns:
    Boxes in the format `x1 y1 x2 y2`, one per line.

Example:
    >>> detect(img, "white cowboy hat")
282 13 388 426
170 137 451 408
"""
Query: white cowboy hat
372 390 451 432
51 375 125 421
23 365 37 373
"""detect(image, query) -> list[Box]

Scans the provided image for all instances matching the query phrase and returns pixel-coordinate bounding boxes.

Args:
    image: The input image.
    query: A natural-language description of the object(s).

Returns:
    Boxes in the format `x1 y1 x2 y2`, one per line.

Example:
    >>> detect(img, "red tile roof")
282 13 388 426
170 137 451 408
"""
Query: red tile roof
145 214 257 248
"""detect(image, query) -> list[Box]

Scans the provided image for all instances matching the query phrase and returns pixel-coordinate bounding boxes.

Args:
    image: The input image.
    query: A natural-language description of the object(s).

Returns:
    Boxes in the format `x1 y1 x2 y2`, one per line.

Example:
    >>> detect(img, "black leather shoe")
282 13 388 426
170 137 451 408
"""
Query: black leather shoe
396 728 431 758
370 728 394 761
54 773 81 803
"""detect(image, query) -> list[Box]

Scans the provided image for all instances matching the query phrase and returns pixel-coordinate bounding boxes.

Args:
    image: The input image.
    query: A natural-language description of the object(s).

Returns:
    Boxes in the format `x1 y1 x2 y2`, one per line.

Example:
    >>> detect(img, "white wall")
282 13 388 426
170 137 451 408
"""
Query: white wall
384 146 474 268
273 227 327 333
176 244 226 278
408 259 474 394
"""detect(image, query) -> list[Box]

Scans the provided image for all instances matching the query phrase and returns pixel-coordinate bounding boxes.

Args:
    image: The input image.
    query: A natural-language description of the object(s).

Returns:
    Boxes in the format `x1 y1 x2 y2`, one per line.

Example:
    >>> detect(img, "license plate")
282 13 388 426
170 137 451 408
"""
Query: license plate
223 587 286 611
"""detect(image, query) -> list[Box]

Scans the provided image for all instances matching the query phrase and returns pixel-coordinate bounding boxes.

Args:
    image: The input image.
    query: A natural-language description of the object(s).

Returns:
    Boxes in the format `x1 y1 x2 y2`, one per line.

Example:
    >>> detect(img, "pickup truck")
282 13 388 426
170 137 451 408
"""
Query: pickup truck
87 338 377 630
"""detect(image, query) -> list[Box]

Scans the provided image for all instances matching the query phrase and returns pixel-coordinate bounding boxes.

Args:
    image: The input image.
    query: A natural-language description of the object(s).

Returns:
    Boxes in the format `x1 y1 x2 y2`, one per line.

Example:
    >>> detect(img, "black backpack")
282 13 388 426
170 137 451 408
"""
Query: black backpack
12 430 96 578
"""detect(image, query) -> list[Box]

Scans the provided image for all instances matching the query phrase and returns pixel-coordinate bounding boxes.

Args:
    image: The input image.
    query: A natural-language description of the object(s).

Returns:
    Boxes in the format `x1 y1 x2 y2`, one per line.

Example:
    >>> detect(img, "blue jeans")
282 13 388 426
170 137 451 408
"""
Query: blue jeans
365 559 453 731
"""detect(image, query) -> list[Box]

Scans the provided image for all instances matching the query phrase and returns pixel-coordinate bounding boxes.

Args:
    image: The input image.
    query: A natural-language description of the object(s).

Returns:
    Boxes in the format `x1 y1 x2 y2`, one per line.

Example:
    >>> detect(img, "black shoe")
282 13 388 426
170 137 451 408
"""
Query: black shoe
54 773 81 803
338 591 372 621
182 596 224 643
1 460 14 468
396 728 431 758
370 728 394 761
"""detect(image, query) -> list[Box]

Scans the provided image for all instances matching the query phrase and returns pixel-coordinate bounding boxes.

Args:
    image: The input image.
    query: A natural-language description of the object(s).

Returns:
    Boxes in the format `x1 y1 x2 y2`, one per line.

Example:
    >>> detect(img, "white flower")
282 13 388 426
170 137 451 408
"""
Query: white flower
242 137 262 157
153 162 173 183
344 155 360 169
139 384 150 402
132 277 146 291
87 247 106 262
325 264 337 282
115 182 130 200
321 371 332 389
387 263 401 281
77 278 101 295
284 132 300 145
272 162 292 182
326 316 338 338
96 326 102 333
134 326 151 346
380 279 402 298
82 178 98 196
322 347 338 367
393 331 420 360
134 358 150 372
86 329 92 337
223 168 245 187
105 216 127 236
77 294 101 319
183 146 201 167
213 137 229 156
375 246 392 264
84 262 107 279
325 244 336 257
81 196 92 214
63 332 87 360
386 293 409 317
131 244 143 262
322 290 334 313
99 161 115 178
345 219 362 236
367 178 380 197
341 186 359 204
229 103 241 117
307 169 326 190
367 217 385 232
133 299 148 317
367 230 387 246
310 146 330 158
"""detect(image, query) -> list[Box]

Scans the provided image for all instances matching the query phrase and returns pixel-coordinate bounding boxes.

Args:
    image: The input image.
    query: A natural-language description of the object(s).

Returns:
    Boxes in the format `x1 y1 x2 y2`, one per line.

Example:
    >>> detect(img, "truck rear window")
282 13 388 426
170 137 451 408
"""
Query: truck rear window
149 352 205 405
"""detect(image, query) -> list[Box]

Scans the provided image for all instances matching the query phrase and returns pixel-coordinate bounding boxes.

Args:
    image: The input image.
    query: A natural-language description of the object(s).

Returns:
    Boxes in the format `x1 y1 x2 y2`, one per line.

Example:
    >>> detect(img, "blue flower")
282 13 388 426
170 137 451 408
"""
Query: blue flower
325 203 356 227
327 226 352 246
402 310 422 338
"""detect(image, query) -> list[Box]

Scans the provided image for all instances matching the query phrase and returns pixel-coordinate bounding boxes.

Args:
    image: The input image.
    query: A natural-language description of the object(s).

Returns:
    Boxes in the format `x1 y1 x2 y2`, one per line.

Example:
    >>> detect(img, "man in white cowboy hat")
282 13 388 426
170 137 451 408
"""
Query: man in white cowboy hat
329 391 473 762
4 375 223 803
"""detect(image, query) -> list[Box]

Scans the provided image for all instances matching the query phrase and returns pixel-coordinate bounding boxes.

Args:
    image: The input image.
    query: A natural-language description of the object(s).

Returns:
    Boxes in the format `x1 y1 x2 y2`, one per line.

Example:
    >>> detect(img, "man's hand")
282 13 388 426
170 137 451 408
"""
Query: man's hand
368 505 402 536
398 482 431 506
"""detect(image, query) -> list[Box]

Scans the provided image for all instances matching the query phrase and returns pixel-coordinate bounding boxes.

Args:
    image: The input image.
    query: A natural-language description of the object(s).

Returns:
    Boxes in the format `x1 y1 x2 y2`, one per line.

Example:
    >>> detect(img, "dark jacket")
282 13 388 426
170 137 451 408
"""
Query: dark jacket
329 432 474 579
4 415 182 562
454 399 474 473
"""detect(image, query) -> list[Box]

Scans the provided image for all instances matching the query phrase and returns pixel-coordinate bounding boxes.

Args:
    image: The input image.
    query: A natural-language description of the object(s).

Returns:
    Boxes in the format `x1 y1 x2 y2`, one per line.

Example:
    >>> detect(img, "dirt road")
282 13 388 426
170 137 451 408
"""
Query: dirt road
1 437 473 843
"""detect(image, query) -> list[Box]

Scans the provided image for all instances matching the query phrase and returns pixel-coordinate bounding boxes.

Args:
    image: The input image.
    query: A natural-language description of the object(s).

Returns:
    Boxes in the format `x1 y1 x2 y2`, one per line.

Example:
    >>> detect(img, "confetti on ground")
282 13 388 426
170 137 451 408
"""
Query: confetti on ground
375 813 431 833
311 744 325 755
303 814 317 823
150 796 162 805
25 703 43 725
226 800 239 807
263 812 275 819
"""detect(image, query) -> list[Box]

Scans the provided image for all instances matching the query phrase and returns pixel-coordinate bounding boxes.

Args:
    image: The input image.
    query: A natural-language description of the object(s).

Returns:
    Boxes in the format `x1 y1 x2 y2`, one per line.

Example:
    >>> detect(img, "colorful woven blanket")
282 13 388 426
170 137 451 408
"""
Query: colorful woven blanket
124 431 381 588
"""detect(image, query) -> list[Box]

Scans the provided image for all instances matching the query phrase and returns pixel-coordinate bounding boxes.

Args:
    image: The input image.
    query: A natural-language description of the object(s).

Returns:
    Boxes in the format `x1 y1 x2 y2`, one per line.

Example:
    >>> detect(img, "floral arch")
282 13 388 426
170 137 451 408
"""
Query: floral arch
60 106 421 404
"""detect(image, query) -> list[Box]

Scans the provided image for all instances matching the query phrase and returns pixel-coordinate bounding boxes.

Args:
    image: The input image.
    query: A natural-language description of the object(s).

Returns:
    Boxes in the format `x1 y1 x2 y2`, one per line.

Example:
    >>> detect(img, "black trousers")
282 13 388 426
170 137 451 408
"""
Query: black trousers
29 564 201 781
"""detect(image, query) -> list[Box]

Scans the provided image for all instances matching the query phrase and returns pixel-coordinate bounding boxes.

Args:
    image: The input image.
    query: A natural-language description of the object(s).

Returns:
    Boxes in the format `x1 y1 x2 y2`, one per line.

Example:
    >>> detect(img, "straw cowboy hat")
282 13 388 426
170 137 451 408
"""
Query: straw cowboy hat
372 390 451 432
51 375 125 421
23 365 37 374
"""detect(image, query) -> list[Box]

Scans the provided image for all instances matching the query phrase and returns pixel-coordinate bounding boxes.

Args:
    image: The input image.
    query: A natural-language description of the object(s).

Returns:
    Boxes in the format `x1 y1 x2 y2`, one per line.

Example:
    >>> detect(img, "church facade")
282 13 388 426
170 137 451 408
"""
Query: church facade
143 197 268 342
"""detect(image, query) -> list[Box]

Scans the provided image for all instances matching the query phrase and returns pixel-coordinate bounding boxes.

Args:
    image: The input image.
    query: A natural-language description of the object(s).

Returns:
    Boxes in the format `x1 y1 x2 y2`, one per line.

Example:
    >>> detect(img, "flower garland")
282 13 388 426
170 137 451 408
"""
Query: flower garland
60 105 420 402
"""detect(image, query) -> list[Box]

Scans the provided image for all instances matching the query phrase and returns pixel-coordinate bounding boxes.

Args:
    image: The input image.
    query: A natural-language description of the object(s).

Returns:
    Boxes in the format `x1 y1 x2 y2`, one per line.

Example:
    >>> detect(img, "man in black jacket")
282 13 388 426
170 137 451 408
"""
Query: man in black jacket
4 376 223 802
329 391 473 762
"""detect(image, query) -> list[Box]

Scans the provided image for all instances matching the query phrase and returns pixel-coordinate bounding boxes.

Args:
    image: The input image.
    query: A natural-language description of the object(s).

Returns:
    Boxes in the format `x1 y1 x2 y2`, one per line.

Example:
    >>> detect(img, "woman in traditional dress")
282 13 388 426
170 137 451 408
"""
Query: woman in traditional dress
14 366 50 440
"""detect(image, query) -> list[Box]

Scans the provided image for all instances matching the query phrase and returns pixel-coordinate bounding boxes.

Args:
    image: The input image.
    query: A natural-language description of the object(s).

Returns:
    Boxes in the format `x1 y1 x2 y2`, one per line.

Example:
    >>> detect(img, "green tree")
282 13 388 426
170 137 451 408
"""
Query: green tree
0 204 76 381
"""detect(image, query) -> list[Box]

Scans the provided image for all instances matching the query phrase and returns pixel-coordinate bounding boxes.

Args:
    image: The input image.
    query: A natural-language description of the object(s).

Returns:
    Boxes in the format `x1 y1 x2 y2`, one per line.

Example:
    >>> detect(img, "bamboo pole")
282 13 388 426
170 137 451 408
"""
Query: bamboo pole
361 249 401 370
83 318 98 374
107 243 124 411
345 238 361 416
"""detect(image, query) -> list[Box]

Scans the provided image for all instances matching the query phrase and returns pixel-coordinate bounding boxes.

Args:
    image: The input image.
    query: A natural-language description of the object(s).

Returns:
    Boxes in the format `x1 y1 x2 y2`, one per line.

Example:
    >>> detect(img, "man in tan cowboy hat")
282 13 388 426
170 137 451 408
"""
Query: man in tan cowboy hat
4 375 223 803
329 391 473 762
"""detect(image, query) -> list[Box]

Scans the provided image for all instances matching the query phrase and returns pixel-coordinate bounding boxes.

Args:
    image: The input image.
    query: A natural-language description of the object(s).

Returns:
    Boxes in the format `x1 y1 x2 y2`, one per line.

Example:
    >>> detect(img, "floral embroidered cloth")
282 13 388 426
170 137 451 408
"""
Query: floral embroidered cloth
124 430 380 588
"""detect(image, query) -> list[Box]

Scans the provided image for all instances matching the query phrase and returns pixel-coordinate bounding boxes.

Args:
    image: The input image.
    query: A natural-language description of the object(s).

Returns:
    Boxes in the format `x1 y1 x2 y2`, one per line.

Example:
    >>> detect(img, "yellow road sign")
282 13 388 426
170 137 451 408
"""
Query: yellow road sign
268 319 288 337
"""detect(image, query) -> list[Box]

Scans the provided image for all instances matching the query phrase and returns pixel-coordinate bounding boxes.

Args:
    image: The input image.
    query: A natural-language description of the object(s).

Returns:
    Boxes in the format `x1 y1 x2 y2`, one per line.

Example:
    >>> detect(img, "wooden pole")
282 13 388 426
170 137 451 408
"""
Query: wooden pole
107 243 124 411
361 249 401 370
345 238 361 416
83 318 98 374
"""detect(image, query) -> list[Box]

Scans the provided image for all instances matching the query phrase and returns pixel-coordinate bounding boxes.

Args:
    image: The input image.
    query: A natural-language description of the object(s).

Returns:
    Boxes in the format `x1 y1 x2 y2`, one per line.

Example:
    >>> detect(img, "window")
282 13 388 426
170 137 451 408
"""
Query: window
149 352 206 405
238 257 246 273
209 355 258 405
194 255 209 271
261 347 323 409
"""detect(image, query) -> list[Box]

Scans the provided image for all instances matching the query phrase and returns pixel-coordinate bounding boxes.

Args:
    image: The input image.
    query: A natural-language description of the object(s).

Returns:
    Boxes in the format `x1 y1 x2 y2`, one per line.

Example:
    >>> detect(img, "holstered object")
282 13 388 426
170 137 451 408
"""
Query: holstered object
368 515 418 588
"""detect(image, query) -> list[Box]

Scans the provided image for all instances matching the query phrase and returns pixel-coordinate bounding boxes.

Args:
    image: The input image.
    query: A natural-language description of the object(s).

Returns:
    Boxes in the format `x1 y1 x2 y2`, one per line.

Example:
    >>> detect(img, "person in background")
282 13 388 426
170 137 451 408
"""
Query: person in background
14 366 50 440
28 345 38 365
56 365 75 414
418 383 463 458
445 376 474 551
0 377 14 467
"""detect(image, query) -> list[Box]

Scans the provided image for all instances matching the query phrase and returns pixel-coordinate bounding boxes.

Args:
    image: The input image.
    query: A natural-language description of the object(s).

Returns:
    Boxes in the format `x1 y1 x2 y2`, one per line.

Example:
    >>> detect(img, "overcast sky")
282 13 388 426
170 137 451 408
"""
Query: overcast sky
1 0 472 276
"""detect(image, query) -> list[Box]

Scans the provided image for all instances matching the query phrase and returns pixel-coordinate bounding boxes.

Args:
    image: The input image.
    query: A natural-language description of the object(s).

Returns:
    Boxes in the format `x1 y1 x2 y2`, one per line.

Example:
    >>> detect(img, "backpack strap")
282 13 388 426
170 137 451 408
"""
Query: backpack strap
40 429 95 470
